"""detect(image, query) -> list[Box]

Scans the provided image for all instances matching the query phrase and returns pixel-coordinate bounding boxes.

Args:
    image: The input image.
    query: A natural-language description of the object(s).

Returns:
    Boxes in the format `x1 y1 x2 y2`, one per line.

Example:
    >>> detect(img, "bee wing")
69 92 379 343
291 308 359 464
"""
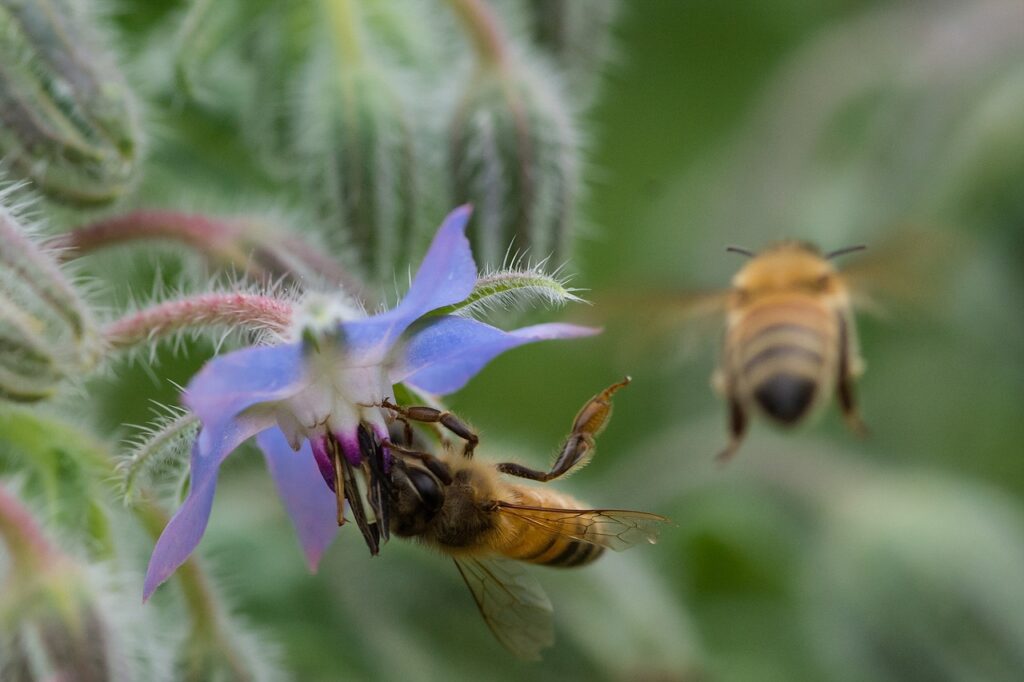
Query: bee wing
495 503 671 552
840 226 967 317
591 287 729 365
452 556 554 661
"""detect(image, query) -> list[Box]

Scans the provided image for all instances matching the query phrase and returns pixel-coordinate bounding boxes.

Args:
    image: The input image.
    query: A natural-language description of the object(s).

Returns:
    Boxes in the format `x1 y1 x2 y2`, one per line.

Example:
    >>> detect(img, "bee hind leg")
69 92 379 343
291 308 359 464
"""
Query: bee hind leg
716 397 747 464
380 399 479 458
837 373 869 437
837 316 869 438
497 377 631 483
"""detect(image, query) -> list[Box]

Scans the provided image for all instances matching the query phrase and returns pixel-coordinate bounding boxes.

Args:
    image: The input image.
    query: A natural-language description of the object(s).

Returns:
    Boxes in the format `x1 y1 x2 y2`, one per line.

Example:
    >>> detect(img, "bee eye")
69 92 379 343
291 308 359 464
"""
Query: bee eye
407 467 444 515
813 274 831 292
734 288 751 304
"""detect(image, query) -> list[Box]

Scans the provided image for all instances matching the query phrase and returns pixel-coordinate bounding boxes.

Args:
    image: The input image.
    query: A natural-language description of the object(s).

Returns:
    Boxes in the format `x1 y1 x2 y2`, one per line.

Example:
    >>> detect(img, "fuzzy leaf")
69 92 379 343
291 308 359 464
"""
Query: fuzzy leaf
0 408 114 555
431 267 583 318
117 409 200 504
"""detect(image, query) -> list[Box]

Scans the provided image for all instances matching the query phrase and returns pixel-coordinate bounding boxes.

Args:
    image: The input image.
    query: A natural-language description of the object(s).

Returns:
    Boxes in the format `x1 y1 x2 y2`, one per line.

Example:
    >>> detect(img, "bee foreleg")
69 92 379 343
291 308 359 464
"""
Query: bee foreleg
380 400 479 458
383 440 454 485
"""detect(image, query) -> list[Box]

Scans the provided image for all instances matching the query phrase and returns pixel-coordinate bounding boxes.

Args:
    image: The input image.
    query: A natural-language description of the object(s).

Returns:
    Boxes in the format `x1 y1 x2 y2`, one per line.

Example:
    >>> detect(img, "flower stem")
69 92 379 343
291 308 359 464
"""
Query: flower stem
53 210 370 298
104 293 293 350
50 210 258 273
0 485 58 575
133 495 250 678
447 0 508 68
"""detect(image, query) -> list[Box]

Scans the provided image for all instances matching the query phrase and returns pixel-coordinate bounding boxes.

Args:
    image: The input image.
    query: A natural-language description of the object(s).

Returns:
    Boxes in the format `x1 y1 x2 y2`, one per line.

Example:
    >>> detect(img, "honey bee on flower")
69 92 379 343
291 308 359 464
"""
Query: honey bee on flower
143 206 598 600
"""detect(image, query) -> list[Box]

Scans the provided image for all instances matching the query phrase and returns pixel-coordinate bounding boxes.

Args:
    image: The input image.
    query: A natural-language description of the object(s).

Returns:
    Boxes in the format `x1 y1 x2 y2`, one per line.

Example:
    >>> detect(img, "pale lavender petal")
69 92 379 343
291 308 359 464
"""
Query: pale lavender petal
184 343 307 441
392 316 601 395
257 428 338 572
341 206 477 359
310 436 336 490
143 413 271 600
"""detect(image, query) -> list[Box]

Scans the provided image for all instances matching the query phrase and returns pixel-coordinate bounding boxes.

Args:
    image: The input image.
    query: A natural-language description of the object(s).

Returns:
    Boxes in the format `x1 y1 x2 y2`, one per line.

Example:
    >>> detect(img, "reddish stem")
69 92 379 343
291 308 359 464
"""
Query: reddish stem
104 293 293 349
52 210 370 300
51 210 242 258
448 0 508 67
0 485 58 574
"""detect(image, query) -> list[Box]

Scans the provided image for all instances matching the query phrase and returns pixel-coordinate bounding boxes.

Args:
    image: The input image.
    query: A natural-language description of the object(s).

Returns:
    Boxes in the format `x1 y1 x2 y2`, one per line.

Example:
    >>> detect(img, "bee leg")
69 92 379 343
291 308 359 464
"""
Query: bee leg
382 439 453 485
380 399 479 458
837 371 869 437
716 397 747 464
390 416 414 446
497 377 631 483
837 316 869 437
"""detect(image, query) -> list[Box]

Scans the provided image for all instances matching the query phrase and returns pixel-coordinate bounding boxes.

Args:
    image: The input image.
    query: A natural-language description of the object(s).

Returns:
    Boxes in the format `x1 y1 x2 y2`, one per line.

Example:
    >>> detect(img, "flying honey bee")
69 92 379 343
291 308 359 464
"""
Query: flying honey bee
713 241 869 461
378 378 669 660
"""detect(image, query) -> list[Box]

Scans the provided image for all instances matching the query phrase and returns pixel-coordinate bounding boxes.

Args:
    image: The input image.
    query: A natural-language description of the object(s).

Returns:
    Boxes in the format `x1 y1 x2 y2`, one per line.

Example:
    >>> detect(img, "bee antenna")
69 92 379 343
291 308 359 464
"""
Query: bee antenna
826 244 868 260
725 246 755 258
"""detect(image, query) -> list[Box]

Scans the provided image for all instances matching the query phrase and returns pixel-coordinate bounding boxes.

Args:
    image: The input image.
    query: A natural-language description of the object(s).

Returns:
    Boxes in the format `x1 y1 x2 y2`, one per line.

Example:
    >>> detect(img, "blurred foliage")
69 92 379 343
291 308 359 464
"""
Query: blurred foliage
0 0 1022 680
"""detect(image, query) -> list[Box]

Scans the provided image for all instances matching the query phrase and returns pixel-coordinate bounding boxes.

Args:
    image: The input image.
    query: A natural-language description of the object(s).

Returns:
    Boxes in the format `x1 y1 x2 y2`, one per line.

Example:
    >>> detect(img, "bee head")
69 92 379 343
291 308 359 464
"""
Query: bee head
730 241 846 300
390 462 446 537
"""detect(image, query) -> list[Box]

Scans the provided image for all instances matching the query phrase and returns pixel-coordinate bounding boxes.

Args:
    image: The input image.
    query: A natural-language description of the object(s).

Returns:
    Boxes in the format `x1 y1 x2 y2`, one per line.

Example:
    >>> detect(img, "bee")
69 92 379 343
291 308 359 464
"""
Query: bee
714 241 869 461
379 378 669 660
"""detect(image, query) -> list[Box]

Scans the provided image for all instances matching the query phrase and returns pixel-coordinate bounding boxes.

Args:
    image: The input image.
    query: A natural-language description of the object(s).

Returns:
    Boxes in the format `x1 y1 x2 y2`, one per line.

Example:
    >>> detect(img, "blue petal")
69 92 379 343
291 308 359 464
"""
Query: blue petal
392 316 601 395
143 413 271 600
341 206 477 359
257 428 338 571
183 343 306 441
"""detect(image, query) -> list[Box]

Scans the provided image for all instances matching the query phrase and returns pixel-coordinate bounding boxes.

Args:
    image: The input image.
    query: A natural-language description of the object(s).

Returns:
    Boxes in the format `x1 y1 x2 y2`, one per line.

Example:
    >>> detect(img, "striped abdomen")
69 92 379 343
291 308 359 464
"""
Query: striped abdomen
727 296 840 425
498 488 605 569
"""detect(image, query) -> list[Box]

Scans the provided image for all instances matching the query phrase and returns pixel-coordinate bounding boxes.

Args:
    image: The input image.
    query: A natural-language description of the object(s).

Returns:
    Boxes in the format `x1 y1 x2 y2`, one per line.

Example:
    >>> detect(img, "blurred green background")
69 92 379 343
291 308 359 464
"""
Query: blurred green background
5 0 1024 680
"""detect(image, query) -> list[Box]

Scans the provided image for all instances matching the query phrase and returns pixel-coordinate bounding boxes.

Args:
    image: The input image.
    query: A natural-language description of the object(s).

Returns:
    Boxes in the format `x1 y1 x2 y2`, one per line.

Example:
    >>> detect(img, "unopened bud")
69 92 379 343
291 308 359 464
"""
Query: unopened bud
0 487 148 681
449 59 579 269
0 198 98 399
0 296 64 401
526 0 620 105
0 0 140 205
297 0 425 285
803 475 1024 681
2 566 117 681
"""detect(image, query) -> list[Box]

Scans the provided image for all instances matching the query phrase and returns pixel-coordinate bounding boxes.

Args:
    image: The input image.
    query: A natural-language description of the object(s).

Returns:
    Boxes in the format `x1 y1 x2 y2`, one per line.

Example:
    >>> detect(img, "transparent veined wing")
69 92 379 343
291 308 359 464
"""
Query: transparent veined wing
452 556 554 661
495 503 670 552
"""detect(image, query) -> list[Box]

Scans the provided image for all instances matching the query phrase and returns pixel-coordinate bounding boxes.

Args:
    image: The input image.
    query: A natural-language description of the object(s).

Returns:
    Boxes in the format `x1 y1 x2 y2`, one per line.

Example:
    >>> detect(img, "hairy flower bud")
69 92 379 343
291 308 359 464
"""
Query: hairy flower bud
449 59 579 270
0 0 140 204
526 0 620 105
803 475 1024 682
0 487 153 681
296 0 425 285
2 567 119 681
0 195 97 400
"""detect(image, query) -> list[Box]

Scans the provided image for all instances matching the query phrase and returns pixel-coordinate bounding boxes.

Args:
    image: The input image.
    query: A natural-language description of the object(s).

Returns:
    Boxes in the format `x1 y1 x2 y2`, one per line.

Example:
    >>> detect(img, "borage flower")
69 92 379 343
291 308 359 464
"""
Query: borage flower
144 206 597 599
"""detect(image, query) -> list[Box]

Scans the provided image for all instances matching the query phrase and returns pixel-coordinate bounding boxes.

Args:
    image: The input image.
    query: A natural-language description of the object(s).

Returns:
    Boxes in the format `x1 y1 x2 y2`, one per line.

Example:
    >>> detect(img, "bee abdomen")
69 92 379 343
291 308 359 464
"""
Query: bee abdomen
738 318 832 425
753 373 817 424
523 538 604 568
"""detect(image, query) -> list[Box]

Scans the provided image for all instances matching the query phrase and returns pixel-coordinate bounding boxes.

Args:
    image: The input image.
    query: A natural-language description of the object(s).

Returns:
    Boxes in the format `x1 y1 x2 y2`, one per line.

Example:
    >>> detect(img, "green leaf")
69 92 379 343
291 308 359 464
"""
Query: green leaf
0 407 115 556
